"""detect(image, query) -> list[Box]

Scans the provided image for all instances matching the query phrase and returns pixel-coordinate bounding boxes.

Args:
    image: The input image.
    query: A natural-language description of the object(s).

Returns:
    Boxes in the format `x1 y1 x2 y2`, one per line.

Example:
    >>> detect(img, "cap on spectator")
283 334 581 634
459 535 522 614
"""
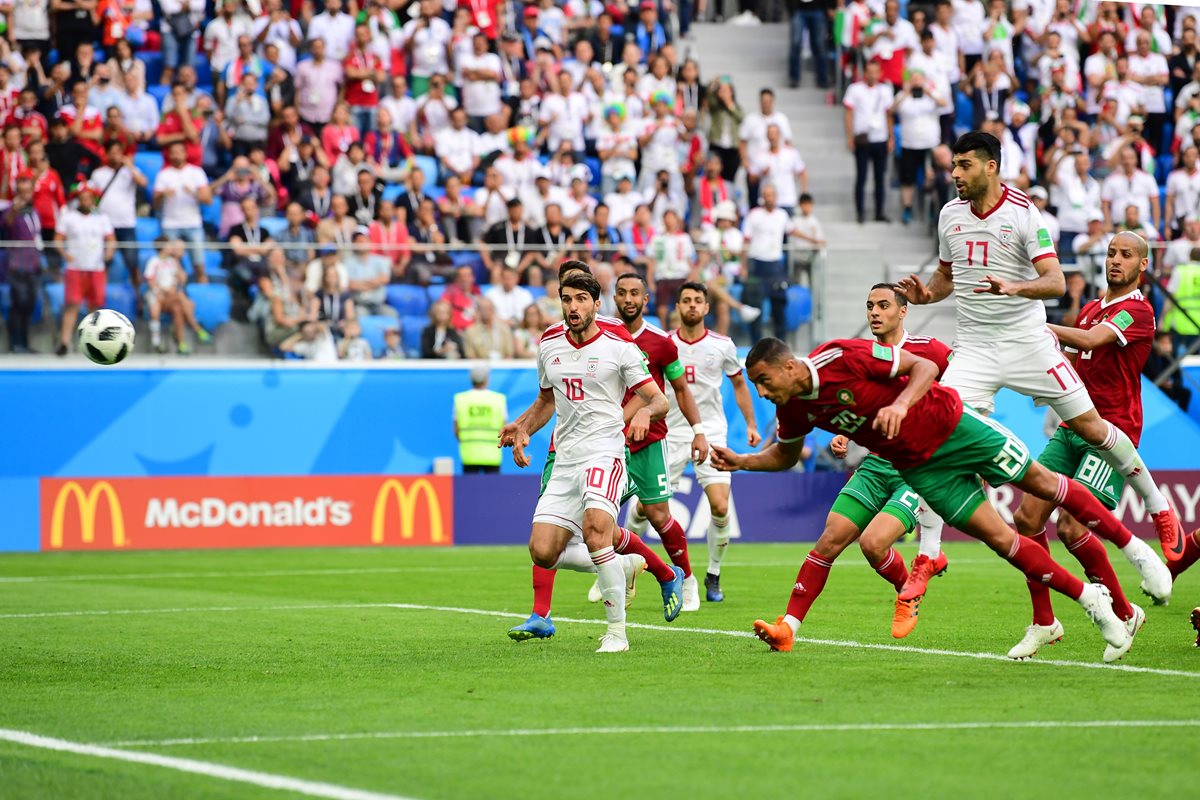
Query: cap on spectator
616 171 634 184
534 36 554 52
319 244 339 257
469 364 490 384
1010 100 1031 118
639 1 656 10
69 182 98 201
524 5 539 15
15 169 33 182
353 226 371 239
1028 186 1048 201
1087 209 1105 223
500 30 520 42
713 200 738 223
569 164 591 184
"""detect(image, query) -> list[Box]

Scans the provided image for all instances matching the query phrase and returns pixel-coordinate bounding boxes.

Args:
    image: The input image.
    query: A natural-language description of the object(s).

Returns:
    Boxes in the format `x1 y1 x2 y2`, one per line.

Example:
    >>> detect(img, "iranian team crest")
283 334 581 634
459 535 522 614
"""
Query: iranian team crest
999 224 1013 243
705 353 716 365
587 357 599 373
837 389 855 405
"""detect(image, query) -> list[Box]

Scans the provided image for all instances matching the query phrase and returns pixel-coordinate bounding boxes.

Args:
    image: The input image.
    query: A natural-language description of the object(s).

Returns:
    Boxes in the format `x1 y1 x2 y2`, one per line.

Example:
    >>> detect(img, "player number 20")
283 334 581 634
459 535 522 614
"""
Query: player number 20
562 378 584 401
992 438 1028 479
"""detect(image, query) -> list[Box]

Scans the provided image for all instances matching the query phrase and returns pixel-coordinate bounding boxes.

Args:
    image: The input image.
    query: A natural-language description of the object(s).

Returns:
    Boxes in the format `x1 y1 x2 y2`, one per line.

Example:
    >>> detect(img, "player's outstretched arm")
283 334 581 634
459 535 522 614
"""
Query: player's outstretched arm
898 260 953 305
974 255 1065 299
710 439 804 472
729 372 762 447
873 351 939 439
500 390 554 447
668 373 709 464
1047 321 1120 353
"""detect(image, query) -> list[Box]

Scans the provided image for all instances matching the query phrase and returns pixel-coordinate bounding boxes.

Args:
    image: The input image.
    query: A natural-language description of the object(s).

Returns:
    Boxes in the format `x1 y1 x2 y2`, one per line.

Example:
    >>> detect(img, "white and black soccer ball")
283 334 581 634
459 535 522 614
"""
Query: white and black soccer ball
77 309 135 365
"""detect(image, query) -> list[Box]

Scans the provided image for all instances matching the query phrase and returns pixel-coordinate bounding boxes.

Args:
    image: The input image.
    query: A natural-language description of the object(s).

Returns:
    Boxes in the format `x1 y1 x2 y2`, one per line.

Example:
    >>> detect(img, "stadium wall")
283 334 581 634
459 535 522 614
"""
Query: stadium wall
2 363 1198 553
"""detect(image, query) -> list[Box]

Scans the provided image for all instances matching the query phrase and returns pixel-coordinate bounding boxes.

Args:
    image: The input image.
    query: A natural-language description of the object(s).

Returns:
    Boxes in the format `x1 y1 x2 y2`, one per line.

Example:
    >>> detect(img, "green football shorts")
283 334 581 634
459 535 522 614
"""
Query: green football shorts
830 454 920 533
626 439 673 505
1037 427 1124 510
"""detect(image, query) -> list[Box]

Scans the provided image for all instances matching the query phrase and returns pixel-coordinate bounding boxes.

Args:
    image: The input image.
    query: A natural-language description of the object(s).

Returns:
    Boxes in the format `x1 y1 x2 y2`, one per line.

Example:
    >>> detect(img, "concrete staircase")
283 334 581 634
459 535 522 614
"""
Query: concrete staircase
690 20 958 343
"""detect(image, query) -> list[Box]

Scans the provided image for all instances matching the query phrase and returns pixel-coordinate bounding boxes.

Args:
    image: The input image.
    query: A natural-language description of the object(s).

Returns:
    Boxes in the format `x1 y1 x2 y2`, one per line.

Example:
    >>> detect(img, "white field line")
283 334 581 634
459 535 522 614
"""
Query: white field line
0 559 997 585
1 600 1197 679
0 728 416 800
100 719 1200 748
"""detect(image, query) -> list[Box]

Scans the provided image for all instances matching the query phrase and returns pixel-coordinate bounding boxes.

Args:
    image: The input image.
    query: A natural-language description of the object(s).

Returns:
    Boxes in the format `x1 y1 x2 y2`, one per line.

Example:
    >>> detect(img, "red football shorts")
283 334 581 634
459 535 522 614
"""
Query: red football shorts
64 269 107 309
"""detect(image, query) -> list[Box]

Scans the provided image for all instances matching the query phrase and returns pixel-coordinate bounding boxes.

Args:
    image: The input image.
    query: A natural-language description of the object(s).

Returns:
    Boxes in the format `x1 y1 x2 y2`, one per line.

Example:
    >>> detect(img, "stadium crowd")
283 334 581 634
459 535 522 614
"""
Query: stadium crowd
829 0 1200 391
0 0 823 360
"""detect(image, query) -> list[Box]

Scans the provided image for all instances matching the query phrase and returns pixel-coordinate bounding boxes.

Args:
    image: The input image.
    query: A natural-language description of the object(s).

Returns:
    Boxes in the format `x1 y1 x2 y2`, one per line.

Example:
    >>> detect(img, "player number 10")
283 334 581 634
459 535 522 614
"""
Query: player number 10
562 378 585 401
967 240 989 267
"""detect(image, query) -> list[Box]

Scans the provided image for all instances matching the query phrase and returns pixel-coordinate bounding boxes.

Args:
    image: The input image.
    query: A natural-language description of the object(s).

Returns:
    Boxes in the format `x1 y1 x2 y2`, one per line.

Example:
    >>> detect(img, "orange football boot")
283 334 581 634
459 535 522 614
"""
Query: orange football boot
753 616 794 652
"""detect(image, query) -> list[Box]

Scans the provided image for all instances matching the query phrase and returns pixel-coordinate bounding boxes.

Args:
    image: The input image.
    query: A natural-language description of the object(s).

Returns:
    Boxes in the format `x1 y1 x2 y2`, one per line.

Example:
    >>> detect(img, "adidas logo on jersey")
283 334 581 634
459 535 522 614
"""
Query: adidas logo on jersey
951 225 962 233
551 357 561 365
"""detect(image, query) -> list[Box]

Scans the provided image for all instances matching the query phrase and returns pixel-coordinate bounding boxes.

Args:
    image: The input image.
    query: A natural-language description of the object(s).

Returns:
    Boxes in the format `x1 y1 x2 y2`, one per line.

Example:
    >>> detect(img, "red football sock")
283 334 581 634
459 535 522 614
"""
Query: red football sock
1066 532 1133 620
1169 530 1200 580
655 516 692 578
872 548 908 592
531 565 555 618
1005 535 1085 600
1025 530 1056 627
785 551 835 623
1052 473 1132 547
615 527 676 582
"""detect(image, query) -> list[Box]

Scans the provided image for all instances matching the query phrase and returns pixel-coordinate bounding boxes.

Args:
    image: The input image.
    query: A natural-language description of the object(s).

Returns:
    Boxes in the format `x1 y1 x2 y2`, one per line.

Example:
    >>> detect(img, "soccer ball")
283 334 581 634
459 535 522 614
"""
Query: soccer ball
77 309 135 365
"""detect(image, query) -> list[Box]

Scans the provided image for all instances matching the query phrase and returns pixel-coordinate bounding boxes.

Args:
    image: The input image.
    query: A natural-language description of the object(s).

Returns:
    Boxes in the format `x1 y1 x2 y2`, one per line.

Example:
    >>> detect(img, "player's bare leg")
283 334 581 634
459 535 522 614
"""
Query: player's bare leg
954 493 1130 661
624 500 651 536
612 526 685 621
642 499 698 611
857 515 920 638
704 483 732 602
1063 407 1184 561
753 513 862 652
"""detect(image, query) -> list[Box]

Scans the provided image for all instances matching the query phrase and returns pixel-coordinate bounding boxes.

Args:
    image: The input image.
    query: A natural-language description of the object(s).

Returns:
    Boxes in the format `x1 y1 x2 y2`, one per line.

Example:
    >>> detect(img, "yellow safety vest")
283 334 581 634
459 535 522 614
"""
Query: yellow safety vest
454 389 506 467
1167 261 1200 336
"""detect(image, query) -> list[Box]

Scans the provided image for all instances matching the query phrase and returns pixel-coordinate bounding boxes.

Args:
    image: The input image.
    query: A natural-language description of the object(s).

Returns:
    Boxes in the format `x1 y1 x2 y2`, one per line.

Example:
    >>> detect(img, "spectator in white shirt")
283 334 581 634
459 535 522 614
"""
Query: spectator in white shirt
484 264 534 326
739 88 792 205
436 107 480 186
415 76 458 151
91 141 148 292
908 29 955 145
56 184 115 356
1084 31 1119 118
1071 211 1113 290
1127 30 1171 152
645 209 696 329
115 71 160 143
398 0 453 96
843 60 895 224
253 0 304 73
1125 6 1172 58
204 0 253 106
1166 146 1200 240
892 71 941 224
741 184 799 341
749 124 807 214
459 31 503 131
307 0 356 62
596 104 638 196
1164 218 1200 272
538 71 589 157
603 173 643 229
1046 147 1101 264
153 141 213 284
1101 145 1160 231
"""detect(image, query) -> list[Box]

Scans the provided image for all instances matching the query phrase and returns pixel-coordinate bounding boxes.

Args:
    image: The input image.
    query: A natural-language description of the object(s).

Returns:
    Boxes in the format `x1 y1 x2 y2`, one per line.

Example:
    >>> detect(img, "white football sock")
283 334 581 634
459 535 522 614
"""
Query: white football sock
1096 421 1169 514
707 514 730 576
554 542 596 573
149 319 161 347
783 614 801 635
917 500 944 558
591 546 626 638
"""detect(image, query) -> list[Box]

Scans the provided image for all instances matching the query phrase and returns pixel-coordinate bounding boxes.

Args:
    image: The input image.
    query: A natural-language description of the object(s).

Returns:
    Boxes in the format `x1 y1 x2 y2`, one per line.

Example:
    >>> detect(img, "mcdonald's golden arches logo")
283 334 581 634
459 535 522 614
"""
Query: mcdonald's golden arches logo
371 478 447 544
49 481 126 550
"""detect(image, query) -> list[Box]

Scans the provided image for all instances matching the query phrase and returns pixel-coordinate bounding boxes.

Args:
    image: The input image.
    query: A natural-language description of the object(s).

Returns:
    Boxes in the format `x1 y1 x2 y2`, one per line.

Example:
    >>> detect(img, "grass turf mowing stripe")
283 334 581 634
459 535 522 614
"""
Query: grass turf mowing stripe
3 600 1198 679
100 719 1200 748
0 728 417 800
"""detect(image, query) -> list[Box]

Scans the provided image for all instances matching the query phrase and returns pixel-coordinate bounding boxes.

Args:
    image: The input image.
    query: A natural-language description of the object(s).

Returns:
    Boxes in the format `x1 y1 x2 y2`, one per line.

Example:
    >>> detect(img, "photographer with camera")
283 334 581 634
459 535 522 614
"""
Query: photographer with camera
891 71 941 226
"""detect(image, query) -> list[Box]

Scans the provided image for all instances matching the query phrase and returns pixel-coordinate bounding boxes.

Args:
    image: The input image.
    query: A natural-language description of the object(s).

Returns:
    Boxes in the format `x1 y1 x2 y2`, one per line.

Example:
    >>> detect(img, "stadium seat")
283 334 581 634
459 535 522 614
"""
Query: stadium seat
45 282 64 316
401 315 426 356
426 185 445 202
358 314 399 357
201 197 222 231
186 284 232 331
386 284 429 316
134 216 161 244
381 182 405 203
0 284 7 318
134 152 162 191
147 85 170 108
783 285 813 332
413 155 439 185
104 284 137 320
426 285 446 304
194 54 212 86
142 51 164 85
259 216 289 239
527 286 547 300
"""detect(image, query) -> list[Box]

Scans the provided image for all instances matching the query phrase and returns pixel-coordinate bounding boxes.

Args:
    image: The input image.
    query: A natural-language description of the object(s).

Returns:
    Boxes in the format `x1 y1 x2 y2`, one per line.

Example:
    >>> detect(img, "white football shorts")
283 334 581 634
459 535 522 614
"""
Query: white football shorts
667 433 731 490
533 453 626 537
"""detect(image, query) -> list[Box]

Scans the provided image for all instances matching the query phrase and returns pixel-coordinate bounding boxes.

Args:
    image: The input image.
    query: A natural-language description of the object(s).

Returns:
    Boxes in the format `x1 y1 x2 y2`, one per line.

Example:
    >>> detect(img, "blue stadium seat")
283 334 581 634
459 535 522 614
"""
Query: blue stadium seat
134 152 162 191
584 158 601 187
147 85 170 108
413 155 439 185
427 285 446 304
358 314 399 357
186 283 232 331
783 285 812 331
201 197 222 230
104 284 137 320
45 282 64 316
401 314 426 356
527 286 547 300
194 54 212 86
134 216 161 244
0 284 7 317
386 284 429 316
260 216 289 239
954 89 973 133
1157 154 1175 185
449 251 483 273
426 185 445 202
381 182 405 203
142 52 164 86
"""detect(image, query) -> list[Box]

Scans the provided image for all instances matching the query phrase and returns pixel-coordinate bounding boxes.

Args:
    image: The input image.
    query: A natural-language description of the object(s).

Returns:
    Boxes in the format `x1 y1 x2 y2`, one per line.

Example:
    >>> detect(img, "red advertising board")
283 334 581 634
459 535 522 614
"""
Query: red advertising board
40 476 453 551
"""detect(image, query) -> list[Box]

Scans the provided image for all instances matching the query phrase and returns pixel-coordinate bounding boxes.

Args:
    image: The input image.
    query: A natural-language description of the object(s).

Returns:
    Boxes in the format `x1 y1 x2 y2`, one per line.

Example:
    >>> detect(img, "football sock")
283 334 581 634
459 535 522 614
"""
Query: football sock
1005 534 1085 601
1052 473 1133 548
1067 532 1134 620
554 542 596 573
1169 530 1200 580
707 513 730 576
784 551 834 630
655 515 692 578
916 501 944 558
1095 421 1169 514
591 546 626 638
872 547 909 592
531 565 556 618
1025 530 1057 627
626 504 650 535
615 527 676 582
149 319 161 347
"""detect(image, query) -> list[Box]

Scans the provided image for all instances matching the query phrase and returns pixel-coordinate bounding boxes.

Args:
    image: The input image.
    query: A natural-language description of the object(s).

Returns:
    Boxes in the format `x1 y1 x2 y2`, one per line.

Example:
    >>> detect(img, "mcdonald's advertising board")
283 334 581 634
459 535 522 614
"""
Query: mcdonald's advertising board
39 476 453 551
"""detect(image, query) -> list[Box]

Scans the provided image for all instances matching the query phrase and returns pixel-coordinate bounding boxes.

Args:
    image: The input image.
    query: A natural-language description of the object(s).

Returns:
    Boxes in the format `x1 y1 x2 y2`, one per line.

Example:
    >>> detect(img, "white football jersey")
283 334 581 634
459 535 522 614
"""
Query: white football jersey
665 329 742 441
937 186 1058 342
537 326 652 466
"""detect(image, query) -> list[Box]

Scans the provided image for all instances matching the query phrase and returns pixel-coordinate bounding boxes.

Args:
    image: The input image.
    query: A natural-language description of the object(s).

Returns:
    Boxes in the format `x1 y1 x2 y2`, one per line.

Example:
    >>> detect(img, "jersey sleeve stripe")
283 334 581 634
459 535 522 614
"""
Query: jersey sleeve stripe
888 345 901 378
1100 319 1129 346
1032 253 1056 263
628 376 654 392
938 258 952 268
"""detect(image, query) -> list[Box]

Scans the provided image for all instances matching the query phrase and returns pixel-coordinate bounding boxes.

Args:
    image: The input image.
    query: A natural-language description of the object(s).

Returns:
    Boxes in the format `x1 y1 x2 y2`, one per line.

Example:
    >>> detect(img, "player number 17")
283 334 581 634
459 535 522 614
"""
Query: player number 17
966 240 989 267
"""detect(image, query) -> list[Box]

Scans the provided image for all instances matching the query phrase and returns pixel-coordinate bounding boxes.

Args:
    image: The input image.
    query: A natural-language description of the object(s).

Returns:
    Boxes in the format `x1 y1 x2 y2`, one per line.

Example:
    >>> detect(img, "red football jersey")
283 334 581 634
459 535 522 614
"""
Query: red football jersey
623 323 682 453
1067 289 1155 445
898 333 952 379
775 338 963 470
545 315 634 453
343 48 384 108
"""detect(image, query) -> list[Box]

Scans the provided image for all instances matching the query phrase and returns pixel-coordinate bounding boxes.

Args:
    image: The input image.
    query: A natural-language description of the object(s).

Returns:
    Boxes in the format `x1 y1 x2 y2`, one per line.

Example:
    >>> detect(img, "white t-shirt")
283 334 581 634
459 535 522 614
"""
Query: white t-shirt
907 50 954 112
415 93 458 137
307 11 356 61
738 111 793 167
602 189 642 229
640 116 680 173
1051 168 1101 232
703 226 745 279
1101 79 1145 126
843 81 894 143
203 16 253 72
460 51 503 117
1127 52 1169 114
474 185 515 227
398 17 452 78
1167 168 1200 224
1083 52 1115 115
895 94 941 150
929 23 961 83
648 232 696 281
539 92 589 153
144 255 183 290
536 326 651 466
665 328 742 441
937 186 1058 341
154 165 209 230
1101 169 1159 226
380 94 417 133
435 127 479 175
751 146 806 209
90 165 138 229
59 208 114 272
485 284 534 325
742 206 793 262
951 0 985 56
865 18 918 62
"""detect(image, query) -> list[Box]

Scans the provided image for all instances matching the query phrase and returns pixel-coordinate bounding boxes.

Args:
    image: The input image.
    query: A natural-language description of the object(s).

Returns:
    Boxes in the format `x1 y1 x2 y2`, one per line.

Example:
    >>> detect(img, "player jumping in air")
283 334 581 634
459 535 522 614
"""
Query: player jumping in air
502 271 678 652
713 337 1143 662
1007 232 1174 659
601 273 711 612
664 281 761 602
898 131 1184 568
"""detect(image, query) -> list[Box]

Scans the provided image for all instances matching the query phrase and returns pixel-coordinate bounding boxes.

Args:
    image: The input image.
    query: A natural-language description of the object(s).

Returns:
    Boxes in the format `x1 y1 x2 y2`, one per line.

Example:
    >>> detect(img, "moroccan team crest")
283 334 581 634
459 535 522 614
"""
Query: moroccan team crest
999 224 1013 243
587 357 599 373
837 389 855 405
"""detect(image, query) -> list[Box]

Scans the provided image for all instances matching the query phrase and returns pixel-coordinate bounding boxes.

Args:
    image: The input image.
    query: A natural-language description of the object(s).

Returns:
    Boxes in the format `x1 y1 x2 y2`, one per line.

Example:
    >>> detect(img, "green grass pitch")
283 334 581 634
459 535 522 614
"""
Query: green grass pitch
0 541 1196 800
